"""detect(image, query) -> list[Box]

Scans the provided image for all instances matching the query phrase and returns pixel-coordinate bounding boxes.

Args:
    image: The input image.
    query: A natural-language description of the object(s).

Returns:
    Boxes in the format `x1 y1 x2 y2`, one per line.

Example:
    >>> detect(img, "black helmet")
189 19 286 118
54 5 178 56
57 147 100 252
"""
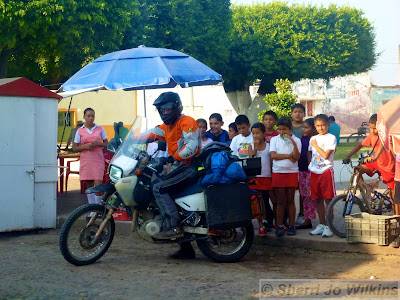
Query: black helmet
153 92 183 125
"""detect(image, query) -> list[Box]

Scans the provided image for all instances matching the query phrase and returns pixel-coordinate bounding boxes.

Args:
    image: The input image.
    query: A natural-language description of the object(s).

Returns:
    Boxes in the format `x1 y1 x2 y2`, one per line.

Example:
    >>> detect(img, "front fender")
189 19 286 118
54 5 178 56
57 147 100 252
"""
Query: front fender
85 183 116 194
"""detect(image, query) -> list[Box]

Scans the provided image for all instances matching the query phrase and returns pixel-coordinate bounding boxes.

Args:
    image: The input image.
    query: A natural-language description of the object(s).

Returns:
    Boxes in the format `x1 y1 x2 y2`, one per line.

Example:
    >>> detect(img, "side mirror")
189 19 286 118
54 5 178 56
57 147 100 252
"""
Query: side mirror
157 141 167 152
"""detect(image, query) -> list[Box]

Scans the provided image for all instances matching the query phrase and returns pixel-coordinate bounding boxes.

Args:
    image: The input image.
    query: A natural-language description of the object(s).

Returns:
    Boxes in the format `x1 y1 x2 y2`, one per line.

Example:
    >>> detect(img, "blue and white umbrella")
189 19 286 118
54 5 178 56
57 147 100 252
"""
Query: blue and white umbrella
58 46 222 94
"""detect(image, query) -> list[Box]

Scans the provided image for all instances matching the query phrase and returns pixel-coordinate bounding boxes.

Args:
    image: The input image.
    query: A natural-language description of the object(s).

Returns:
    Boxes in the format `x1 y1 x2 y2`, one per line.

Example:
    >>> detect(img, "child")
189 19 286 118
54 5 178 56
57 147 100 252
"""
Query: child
228 122 238 144
309 114 337 238
196 118 213 149
296 118 317 229
73 108 108 205
291 103 306 225
262 110 279 142
270 117 301 237
344 114 395 193
249 122 274 236
205 113 230 144
291 103 306 139
230 115 253 158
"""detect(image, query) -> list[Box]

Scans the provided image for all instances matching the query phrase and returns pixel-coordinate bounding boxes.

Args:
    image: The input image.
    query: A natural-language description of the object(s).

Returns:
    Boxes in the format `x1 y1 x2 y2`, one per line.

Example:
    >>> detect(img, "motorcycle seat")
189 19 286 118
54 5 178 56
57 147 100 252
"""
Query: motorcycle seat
172 180 203 199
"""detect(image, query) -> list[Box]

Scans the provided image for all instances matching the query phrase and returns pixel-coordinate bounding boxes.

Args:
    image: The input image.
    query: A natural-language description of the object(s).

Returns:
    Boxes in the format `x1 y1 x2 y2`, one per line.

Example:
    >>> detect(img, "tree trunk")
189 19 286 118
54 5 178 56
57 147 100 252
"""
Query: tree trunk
225 90 252 115
0 49 11 78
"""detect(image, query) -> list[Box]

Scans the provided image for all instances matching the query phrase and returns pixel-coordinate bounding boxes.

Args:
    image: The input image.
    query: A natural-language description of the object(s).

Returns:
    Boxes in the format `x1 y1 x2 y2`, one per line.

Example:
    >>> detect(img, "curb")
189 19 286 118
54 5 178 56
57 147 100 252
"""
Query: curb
254 234 400 256
57 215 400 257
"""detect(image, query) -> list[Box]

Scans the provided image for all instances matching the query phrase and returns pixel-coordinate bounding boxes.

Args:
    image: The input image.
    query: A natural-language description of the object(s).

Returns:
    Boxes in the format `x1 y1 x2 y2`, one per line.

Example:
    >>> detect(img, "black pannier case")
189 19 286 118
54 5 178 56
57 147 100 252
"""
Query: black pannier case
238 157 261 177
205 183 252 229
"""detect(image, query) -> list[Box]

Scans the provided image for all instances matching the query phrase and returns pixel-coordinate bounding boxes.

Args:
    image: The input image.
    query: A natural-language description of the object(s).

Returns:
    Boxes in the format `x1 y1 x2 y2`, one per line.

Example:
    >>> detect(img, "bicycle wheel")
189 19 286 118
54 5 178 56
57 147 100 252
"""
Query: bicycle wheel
327 194 365 238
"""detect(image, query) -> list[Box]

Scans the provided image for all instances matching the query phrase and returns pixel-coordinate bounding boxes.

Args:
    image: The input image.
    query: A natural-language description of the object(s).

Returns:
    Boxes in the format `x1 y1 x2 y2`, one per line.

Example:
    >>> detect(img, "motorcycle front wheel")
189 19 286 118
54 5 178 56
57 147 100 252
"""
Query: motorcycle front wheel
196 222 254 263
59 204 115 266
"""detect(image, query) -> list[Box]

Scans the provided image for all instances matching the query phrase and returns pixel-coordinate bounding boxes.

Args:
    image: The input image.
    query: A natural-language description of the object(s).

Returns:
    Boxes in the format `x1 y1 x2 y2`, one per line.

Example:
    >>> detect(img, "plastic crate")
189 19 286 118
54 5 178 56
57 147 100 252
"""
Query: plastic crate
345 213 400 245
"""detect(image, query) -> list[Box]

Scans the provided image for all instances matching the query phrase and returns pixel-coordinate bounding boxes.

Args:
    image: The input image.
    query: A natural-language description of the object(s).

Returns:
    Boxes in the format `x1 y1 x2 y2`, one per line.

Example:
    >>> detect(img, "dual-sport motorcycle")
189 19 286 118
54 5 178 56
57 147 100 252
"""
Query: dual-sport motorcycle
59 117 255 266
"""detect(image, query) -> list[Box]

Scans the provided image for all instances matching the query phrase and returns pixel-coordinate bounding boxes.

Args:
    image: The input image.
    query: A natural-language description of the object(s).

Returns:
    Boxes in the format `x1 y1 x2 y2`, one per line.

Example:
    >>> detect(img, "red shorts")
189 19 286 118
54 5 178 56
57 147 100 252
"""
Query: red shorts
363 161 395 190
248 177 272 191
310 169 336 201
272 173 298 188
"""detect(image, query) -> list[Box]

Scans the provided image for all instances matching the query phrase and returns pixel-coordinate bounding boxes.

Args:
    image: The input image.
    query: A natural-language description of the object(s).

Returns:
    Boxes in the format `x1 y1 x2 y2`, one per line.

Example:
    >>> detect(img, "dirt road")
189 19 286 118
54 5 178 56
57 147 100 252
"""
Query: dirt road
1 230 399 299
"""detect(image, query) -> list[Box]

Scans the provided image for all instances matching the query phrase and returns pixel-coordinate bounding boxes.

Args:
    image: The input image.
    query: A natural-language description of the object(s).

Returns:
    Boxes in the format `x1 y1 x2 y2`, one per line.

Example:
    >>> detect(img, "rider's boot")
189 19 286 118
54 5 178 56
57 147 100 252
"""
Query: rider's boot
169 242 196 259
153 227 183 240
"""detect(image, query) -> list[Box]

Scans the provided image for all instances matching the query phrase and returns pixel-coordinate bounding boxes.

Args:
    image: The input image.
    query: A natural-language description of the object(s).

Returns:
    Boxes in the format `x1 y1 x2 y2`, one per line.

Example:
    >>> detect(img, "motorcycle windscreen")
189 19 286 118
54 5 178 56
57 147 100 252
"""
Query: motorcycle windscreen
109 116 149 176
205 183 252 229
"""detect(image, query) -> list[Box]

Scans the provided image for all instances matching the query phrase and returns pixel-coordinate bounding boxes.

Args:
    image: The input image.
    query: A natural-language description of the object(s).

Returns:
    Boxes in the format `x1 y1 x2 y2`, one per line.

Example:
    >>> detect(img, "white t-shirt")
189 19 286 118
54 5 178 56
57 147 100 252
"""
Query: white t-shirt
269 135 301 173
308 133 337 174
253 142 271 178
230 134 253 159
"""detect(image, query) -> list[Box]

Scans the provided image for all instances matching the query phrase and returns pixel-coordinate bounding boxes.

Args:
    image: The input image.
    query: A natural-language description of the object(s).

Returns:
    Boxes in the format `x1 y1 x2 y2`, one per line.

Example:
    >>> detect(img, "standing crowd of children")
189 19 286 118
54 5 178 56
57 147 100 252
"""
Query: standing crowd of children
196 104 339 238
76 103 396 242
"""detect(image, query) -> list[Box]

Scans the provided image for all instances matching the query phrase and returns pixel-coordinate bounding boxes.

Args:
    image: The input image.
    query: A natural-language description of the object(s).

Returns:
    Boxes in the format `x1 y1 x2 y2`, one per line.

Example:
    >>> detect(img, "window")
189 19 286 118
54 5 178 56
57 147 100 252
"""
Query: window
300 100 314 117
58 110 76 127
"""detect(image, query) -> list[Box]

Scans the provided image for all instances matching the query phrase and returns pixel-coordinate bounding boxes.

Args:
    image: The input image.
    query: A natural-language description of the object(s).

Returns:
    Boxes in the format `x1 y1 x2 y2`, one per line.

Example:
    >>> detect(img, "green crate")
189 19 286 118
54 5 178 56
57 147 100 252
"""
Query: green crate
345 213 400 246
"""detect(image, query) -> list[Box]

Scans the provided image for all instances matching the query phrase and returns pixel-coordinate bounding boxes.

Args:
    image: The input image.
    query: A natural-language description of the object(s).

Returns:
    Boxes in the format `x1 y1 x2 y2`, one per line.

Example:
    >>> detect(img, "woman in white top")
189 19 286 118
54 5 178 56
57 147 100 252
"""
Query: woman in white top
270 117 301 237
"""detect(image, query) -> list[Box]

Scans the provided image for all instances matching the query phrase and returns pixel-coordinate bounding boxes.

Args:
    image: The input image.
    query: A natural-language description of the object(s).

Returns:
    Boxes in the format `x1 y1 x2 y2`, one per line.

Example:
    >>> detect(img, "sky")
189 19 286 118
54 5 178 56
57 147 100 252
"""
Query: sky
232 0 400 86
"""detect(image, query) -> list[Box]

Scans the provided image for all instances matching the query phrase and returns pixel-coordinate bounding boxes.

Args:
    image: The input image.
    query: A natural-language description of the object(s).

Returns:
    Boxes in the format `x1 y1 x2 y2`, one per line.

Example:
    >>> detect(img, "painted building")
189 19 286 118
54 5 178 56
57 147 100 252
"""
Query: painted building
292 73 372 135
371 85 400 113
58 90 137 140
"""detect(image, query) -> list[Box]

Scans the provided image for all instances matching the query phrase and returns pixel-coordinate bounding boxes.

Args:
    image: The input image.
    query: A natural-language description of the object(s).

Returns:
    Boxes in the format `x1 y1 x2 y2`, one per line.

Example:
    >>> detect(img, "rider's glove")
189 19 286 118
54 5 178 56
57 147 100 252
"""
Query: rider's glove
166 156 175 164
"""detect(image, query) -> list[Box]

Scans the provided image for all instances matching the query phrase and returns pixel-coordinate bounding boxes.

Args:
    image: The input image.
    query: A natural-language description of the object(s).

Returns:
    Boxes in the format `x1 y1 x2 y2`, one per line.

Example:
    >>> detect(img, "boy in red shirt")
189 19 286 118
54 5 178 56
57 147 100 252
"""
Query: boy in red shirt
344 114 395 192
262 110 279 142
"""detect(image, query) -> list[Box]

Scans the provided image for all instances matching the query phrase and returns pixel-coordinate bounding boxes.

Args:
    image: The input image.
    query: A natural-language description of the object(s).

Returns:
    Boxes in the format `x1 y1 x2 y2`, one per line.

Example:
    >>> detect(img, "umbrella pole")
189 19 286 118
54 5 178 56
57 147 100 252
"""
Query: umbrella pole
143 88 148 129
58 97 73 152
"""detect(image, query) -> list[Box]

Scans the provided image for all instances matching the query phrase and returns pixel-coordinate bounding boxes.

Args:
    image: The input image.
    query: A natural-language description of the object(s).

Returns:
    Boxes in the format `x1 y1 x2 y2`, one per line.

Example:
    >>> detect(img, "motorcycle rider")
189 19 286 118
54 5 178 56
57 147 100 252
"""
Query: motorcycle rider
147 91 200 259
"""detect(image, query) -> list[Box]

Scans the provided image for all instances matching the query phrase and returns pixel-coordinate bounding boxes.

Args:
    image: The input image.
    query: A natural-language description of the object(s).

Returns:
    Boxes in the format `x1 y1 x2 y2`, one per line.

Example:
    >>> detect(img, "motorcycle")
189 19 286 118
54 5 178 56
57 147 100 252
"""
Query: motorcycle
59 117 254 266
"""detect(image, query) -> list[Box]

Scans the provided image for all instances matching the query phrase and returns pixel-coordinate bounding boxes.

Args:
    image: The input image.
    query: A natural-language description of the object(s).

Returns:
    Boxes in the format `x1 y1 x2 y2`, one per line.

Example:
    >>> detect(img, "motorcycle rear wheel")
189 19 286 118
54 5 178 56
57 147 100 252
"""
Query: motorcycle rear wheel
59 204 115 266
196 222 254 263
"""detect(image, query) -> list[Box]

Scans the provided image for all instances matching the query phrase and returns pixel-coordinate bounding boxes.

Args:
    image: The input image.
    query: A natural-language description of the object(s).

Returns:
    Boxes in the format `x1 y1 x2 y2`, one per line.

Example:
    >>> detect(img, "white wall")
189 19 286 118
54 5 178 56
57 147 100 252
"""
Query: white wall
137 85 237 129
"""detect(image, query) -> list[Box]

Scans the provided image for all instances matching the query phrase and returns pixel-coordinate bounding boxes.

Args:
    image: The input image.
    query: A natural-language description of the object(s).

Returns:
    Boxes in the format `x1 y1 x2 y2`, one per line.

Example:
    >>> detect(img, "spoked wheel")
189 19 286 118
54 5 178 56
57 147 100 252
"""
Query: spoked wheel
196 223 254 263
59 204 115 266
327 194 365 238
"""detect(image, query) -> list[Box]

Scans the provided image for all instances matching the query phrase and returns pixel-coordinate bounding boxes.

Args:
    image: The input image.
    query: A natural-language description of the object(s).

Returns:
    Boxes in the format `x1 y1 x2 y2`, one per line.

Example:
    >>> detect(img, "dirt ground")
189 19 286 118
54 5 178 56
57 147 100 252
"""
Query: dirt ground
1 229 400 300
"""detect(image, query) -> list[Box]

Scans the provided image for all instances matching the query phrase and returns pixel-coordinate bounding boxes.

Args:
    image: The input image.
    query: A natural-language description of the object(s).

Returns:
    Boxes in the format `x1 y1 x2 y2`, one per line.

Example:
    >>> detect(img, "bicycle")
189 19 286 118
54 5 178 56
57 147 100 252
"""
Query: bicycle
326 154 393 238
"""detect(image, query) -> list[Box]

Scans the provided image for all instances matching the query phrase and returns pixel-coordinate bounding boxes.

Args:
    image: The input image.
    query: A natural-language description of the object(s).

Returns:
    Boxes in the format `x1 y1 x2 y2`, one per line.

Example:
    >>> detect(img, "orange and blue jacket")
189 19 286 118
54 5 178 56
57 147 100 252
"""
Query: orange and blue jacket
148 115 200 162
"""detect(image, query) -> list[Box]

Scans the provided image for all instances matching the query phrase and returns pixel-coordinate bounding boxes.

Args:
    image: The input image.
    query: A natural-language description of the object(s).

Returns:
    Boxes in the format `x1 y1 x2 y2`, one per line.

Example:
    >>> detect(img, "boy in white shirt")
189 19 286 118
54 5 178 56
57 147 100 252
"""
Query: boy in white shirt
230 115 253 158
309 114 337 238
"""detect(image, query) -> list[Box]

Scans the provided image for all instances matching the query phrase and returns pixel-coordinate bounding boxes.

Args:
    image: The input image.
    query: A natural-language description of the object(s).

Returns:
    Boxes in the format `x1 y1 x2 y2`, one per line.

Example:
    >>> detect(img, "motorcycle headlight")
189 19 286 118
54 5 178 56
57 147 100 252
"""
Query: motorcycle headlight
109 165 123 182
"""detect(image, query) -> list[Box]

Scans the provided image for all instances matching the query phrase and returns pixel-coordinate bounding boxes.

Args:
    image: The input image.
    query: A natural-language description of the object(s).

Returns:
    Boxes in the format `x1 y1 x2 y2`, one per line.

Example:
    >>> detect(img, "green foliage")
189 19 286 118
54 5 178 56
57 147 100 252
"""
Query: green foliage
258 79 297 120
2 0 376 95
2 0 138 83
224 2 377 93
124 0 231 75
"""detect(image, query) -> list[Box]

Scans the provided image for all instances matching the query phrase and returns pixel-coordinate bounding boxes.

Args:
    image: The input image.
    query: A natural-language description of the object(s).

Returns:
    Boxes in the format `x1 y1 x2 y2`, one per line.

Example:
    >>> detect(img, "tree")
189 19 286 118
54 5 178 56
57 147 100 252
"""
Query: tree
0 0 63 77
123 0 231 77
224 3 376 114
3 0 138 84
259 79 297 120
